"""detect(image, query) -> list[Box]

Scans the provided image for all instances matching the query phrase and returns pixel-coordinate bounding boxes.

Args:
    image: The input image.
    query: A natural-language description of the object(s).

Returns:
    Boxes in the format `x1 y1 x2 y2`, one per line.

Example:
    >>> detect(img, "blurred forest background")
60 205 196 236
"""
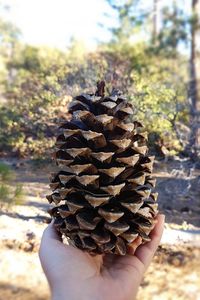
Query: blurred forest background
0 1 200 300
0 0 200 161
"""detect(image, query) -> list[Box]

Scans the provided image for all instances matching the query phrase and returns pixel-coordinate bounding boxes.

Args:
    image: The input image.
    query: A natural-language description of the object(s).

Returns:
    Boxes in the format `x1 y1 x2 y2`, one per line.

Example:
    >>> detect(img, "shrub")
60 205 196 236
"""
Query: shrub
0 162 15 181
0 162 24 207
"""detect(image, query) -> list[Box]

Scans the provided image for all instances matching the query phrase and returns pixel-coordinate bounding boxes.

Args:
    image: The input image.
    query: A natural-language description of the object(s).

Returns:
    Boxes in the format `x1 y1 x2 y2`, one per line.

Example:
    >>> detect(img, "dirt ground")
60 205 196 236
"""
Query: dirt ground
0 158 200 300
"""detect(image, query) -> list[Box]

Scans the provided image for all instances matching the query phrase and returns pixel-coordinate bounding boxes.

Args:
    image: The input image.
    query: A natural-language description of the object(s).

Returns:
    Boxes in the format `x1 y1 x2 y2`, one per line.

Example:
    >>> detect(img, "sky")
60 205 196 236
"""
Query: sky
1 0 192 50
2 0 116 49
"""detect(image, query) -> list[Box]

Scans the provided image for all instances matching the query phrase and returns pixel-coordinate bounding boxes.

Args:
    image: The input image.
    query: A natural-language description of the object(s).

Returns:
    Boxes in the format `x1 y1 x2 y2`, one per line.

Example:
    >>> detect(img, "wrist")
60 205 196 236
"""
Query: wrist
51 285 95 300
51 288 68 300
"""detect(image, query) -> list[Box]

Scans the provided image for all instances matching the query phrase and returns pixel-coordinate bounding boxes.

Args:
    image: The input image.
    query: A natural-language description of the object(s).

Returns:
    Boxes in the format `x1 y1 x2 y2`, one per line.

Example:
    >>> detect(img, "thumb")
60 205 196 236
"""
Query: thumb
41 220 63 242
39 220 63 263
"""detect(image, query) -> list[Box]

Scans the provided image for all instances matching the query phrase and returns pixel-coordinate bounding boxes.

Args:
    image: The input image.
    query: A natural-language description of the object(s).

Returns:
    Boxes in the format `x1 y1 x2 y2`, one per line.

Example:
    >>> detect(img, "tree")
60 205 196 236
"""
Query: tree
105 0 144 44
152 0 159 45
187 0 200 158
0 1 21 58
0 3 21 91
156 2 188 56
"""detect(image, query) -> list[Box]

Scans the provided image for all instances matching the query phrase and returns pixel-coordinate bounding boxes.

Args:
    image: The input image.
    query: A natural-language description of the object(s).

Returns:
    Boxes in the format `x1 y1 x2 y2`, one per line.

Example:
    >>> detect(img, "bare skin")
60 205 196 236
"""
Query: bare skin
39 214 165 300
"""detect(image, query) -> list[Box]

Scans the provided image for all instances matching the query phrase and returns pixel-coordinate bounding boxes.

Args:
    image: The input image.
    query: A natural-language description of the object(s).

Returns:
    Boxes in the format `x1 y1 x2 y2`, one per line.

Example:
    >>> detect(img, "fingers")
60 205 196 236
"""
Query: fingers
127 236 142 255
134 214 165 270
106 214 165 286
42 220 62 242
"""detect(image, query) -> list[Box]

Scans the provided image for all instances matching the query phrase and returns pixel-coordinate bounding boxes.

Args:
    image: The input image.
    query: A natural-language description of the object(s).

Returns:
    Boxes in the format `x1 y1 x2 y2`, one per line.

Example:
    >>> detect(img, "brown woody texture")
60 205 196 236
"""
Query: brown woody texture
47 81 158 255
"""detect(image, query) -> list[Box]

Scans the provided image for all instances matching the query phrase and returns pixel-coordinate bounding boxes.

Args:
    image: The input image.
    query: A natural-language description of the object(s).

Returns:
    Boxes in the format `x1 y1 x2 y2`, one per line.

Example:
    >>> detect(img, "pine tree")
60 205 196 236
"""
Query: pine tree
188 0 200 158
152 0 159 45
105 0 144 44
156 2 187 56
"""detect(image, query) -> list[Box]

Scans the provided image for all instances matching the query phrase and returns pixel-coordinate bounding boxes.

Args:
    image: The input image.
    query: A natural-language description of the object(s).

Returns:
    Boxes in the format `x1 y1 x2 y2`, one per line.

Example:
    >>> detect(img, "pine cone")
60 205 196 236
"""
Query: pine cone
47 81 158 255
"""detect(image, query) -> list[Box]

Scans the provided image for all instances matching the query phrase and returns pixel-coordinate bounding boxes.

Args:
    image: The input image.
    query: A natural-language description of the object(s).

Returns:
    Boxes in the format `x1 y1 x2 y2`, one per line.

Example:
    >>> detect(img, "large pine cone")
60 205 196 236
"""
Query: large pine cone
47 81 158 255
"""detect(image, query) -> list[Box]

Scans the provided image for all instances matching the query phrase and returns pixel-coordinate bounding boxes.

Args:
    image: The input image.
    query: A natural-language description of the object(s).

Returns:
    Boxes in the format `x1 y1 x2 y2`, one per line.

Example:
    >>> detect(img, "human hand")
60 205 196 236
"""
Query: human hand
39 214 165 300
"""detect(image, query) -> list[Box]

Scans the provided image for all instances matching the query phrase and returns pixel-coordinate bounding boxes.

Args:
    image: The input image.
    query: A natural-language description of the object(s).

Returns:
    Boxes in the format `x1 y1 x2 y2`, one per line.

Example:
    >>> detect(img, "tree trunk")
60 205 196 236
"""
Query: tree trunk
152 0 158 45
188 0 200 158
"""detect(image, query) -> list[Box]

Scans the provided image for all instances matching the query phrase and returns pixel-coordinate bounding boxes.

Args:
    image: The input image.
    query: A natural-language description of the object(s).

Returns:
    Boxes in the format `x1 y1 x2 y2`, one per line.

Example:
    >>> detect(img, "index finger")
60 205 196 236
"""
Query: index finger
134 214 165 270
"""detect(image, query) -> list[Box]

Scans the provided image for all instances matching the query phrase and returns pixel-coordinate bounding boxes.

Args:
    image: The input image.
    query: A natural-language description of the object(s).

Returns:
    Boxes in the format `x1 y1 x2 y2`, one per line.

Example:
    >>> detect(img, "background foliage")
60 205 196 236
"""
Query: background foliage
0 0 199 159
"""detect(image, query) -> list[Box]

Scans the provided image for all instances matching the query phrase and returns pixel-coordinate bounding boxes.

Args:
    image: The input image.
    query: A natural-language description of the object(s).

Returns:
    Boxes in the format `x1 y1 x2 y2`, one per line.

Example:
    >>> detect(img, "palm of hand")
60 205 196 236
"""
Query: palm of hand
39 215 164 300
